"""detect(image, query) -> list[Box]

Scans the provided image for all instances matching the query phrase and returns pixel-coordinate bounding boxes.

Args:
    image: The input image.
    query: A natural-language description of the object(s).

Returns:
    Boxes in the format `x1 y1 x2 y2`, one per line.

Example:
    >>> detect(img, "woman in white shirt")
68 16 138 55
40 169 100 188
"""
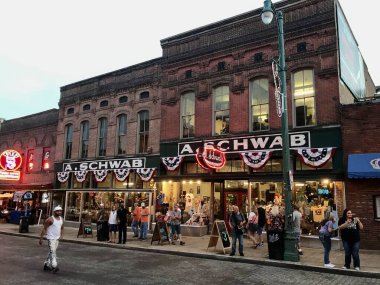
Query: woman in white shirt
108 205 118 243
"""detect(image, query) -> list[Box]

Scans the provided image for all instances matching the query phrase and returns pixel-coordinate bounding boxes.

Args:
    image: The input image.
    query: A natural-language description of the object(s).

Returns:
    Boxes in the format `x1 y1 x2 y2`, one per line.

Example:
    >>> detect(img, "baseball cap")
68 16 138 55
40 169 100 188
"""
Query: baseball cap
53 206 62 212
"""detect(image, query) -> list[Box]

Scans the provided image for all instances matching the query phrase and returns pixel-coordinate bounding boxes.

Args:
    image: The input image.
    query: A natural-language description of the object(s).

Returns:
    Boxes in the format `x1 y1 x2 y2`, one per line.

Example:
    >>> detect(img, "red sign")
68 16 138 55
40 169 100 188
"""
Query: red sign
196 145 226 170
0 149 22 171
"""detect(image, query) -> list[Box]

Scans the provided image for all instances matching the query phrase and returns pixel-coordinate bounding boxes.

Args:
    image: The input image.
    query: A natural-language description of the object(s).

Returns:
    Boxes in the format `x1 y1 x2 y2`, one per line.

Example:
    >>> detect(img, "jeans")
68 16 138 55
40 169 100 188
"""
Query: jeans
231 228 244 255
342 240 360 268
319 234 331 264
118 222 127 243
139 222 148 239
131 220 139 237
45 239 59 268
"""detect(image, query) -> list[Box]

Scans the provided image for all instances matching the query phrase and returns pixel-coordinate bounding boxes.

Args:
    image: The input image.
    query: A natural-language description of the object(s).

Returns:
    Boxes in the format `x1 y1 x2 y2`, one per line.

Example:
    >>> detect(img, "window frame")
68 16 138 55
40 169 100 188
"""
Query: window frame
249 78 270 132
137 110 149 153
180 92 195 139
64 124 73 159
97 118 108 157
79 120 89 159
116 114 127 155
213 85 230 136
374 196 380 220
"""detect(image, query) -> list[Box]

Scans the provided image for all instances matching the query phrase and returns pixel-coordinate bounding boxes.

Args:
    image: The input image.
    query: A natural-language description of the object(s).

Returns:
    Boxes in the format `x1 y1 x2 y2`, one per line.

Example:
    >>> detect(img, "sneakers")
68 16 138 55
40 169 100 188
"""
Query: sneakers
179 241 185 245
355 267 360 271
324 263 335 268
43 264 52 271
229 253 235 256
260 242 264 247
239 252 244 256
298 250 303 255
342 266 348 269
52 267 59 273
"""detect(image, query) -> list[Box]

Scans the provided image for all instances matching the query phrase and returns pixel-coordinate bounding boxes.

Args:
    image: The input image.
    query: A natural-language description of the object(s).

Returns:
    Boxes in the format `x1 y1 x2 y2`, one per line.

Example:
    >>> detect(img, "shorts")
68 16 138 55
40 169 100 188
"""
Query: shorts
171 224 181 235
294 232 301 242
248 223 258 234
109 224 118 232
257 226 264 235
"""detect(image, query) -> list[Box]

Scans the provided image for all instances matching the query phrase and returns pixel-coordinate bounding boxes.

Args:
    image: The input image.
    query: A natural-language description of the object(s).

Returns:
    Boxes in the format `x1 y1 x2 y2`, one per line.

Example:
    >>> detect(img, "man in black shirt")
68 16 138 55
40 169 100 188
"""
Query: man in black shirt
257 201 267 247
117 204 128 244
228 205 246 256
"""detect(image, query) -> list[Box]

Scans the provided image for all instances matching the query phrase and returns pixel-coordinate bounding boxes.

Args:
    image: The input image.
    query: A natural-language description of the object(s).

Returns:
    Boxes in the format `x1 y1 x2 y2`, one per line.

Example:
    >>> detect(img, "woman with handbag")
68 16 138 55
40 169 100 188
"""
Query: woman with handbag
228 205 246 256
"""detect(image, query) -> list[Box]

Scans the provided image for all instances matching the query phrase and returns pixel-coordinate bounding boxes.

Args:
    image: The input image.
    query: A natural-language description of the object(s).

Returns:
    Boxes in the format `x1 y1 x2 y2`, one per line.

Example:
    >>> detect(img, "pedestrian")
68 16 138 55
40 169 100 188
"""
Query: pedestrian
39 205 64 273
246 206 260 249
97 203 109 241
131 202 141 238
139 202 149 240
292 204 303 255
165 205 173 242
256 201 266 247
338 209 364 271
108 205 118 243
319 214 336 268
228 205 246 256
169 203 185 245
117 203 128 244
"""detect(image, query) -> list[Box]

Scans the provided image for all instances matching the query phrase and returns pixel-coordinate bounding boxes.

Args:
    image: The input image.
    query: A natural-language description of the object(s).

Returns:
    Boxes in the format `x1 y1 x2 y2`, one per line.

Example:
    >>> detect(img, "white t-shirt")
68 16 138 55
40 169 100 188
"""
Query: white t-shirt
108 210 118 225
248 212 258 224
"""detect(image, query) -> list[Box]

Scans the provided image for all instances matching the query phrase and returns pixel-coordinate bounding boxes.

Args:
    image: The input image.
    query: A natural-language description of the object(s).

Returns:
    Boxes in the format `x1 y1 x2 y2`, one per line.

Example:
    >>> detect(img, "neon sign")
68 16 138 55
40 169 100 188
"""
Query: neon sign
0 149 22 181
196 145 226 170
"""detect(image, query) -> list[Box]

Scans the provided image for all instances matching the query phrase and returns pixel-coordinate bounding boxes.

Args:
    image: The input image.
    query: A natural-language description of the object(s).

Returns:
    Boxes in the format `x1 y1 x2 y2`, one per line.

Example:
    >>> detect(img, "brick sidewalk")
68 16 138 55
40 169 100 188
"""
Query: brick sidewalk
1 223 379 278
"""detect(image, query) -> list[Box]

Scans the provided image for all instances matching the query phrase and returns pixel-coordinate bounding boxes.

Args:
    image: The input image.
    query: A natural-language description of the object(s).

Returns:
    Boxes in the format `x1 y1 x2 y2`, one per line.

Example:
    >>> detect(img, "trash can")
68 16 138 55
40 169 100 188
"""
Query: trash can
19 216 29 233
96 221 109 241
267 230 284 260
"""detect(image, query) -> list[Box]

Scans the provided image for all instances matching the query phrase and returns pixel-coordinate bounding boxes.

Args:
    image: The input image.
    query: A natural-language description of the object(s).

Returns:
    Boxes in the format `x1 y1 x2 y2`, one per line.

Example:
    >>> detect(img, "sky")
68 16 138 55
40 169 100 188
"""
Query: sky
0 0 378 121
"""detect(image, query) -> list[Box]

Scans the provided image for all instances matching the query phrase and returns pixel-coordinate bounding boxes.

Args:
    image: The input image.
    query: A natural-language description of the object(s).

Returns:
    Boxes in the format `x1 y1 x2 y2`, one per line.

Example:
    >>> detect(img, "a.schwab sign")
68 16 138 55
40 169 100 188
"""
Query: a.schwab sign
63 157 146 172
178 131 310 156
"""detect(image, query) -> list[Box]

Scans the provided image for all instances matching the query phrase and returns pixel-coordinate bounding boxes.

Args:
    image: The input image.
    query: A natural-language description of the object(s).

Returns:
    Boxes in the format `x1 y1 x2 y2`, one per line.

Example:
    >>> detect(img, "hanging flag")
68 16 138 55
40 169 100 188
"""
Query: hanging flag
114 169 131 182
240 151 272 169
161 156 183 171
57 172 69 183
295 147 336 168
136 168 156 182
93 170 108 182
74 171 88 182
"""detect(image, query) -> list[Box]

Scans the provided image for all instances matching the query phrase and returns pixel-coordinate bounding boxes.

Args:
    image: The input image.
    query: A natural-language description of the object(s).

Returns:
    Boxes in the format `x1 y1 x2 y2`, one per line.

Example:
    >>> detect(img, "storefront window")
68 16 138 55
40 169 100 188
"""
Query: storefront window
73 175 90 189
183 162 207 174
66 192 81 222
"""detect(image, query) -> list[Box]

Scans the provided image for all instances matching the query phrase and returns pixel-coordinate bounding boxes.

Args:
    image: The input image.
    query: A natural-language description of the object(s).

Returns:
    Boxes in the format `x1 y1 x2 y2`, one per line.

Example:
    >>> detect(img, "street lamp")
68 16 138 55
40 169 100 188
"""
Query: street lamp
261 0 299 262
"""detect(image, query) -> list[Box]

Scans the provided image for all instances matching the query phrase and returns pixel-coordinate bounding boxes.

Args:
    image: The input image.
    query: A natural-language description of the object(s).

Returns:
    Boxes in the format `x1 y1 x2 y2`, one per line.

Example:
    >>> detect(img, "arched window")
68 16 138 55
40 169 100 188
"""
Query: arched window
67 108 74 115
213 86 229 135
181 92 195 138
119 96 128 104
137 111 149 153
139 91 150 100
100 100 108 108
80 121 89 158
116 114 127 155
83 104 91 111
250 78 269 131
64 124 73 159
97 118 108 156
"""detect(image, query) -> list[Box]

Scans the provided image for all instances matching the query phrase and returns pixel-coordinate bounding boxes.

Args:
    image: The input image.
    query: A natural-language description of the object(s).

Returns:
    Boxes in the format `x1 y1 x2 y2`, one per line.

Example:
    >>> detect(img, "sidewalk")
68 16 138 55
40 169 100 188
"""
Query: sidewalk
1 222 379 278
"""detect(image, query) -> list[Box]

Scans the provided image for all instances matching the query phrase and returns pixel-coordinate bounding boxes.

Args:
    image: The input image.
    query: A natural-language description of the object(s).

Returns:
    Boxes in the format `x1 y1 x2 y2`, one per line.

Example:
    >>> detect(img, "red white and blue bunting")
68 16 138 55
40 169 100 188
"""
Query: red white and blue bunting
240 151 272 169
57 172 70 183
295 147 336 168
113 169 131 182
74 171 88 183
136 168 156 182
161 156 183 171
93 170 108 182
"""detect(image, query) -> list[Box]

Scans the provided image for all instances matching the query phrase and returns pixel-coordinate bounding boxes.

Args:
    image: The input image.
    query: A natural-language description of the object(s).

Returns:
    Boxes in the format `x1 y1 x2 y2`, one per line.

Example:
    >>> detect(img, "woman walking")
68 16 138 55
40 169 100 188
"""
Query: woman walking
246 206 260 248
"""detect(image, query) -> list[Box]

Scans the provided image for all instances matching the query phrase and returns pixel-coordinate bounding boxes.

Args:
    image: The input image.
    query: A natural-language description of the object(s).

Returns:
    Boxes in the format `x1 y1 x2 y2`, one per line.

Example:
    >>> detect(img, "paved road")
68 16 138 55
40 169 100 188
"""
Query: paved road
1 235 379 285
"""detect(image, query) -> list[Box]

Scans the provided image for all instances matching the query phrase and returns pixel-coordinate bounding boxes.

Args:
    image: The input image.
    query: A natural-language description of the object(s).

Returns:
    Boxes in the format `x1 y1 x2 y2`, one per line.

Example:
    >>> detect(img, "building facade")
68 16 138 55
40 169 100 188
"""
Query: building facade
0 109 58 224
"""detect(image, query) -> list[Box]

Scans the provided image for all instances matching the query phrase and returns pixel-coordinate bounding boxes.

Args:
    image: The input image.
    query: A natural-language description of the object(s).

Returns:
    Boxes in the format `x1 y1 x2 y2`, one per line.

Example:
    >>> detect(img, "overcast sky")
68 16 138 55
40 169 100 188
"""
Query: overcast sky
0 0 378 120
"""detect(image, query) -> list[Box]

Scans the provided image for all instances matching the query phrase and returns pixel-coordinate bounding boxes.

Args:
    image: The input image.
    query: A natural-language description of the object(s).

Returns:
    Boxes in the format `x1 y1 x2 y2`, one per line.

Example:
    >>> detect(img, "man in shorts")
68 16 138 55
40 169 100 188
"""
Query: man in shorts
169 203 185 245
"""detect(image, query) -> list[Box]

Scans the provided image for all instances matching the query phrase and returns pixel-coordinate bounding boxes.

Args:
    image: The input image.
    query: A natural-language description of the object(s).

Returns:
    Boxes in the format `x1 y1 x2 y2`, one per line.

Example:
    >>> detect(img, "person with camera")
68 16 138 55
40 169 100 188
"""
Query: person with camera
228 205 246 256
338 209 364 271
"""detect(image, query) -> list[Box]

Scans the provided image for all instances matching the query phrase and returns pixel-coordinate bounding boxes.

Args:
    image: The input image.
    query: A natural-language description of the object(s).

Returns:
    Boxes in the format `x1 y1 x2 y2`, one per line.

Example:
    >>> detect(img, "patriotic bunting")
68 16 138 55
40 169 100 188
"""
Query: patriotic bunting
240 151 272 169
161 156 183 171
295 147 336 168
114 169 131 182
57 172 69 183
93 170 108 182
74 171 88 183
136 168 156 182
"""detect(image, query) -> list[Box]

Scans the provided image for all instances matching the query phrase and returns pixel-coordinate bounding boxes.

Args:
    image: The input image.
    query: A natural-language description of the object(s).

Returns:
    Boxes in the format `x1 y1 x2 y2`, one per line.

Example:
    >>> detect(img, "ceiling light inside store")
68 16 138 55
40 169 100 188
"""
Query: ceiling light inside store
295 183 305 187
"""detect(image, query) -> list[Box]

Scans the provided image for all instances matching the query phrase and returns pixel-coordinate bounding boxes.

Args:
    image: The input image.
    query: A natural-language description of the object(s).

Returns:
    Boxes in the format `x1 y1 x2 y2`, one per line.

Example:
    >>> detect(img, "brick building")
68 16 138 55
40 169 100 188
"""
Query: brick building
341 100 380 249
0 109 58 223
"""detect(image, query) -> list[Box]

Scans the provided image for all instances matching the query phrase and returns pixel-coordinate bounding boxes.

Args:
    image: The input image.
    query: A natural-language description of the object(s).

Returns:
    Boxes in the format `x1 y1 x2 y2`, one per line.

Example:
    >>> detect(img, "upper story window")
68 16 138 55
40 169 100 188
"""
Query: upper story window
185 70 192 79
80 120 89 159
67 108 74 115
213 86 229 135
83 104 91 111
297 42 307 53
254 52 263 63
100 100 108 108
292 69 316 127
137 110 149 153
217 61 226 71
139 91 150 100
64 124 73 159
250 78 269 131
116 114 127 155
119 96 128 104
97 118 108 157
181 92 195 138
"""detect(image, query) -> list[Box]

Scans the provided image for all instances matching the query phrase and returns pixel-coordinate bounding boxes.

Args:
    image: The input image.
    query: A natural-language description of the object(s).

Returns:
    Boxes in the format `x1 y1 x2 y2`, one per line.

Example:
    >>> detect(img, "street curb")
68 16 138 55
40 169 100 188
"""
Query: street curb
1 231 379 279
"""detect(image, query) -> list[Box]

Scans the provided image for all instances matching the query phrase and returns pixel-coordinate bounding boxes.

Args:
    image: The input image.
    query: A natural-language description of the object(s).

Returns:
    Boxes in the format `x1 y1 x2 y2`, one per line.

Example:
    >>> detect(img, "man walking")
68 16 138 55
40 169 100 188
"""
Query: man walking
117 203 128 244
39 205 64 273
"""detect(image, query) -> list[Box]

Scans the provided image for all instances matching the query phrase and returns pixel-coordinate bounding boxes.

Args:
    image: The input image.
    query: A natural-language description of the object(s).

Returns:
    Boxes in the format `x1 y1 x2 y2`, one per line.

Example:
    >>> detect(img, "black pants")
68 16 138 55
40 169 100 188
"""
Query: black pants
119 223 127 243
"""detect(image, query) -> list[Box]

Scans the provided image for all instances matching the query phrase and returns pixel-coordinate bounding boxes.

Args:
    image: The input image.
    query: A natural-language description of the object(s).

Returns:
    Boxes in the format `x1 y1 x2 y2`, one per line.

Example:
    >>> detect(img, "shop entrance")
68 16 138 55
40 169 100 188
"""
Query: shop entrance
224 191 248 232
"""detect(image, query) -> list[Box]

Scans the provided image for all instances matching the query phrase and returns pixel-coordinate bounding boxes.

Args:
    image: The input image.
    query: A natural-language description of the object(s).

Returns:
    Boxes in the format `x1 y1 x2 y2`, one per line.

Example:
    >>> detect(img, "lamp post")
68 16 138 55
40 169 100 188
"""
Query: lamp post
261 0 299 262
